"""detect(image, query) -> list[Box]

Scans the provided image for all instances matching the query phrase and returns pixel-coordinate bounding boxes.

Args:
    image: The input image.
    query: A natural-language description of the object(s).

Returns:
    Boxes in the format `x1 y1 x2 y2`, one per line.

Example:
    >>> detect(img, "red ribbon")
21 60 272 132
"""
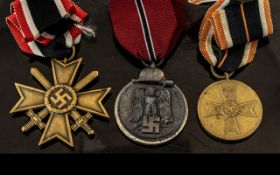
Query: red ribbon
110 0 186 63
6 0 88 58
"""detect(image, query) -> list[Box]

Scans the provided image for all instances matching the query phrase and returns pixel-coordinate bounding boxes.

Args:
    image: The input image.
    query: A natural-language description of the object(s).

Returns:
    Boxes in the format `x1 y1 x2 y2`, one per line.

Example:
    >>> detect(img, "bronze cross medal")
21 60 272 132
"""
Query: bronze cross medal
198 78 263 141
205 84 257 135
10 57 111 147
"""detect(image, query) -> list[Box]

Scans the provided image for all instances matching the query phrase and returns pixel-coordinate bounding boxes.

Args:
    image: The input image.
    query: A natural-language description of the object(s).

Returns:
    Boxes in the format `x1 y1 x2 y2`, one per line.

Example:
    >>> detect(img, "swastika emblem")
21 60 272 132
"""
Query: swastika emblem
142 116 160 134
50 88 73 109
45 85 77 113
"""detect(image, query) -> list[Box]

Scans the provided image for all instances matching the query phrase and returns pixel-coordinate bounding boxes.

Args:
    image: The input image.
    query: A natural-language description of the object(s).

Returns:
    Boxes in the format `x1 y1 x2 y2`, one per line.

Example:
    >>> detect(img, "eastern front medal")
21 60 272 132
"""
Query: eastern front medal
110 0 188 145
7 0 111 147
189 0 273 141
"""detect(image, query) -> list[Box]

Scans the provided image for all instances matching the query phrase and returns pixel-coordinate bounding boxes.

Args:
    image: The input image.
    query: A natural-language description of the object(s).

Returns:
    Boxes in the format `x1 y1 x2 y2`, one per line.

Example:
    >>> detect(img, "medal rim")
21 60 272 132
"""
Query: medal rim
197 79 263 141
114 82 188 145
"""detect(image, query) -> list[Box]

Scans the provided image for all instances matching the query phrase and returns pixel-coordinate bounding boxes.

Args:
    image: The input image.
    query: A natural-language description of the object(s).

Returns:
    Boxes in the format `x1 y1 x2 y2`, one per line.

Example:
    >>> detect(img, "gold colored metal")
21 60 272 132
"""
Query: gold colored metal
70 110 94 135
64 46 76 63
22 108 49 132
210 65 234 80
73 71 98 91
198 79 262 141
31 68 52 89
44 84 77 114
10 57 111 147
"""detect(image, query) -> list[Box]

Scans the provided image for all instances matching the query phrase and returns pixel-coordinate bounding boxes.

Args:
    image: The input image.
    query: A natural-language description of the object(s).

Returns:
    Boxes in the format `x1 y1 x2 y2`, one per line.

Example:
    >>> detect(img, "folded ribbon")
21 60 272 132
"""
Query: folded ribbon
189 0 273 72
6 0 90 58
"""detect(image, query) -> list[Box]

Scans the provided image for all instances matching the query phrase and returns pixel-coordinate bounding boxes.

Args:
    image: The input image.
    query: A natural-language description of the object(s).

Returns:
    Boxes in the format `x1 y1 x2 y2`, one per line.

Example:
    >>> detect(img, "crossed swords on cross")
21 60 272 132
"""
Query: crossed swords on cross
21 67 95 135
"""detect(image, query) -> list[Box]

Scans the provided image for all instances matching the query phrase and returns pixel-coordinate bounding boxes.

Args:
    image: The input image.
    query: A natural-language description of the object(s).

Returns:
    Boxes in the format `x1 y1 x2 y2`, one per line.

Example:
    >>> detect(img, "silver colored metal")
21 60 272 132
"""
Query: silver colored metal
114 67 188 145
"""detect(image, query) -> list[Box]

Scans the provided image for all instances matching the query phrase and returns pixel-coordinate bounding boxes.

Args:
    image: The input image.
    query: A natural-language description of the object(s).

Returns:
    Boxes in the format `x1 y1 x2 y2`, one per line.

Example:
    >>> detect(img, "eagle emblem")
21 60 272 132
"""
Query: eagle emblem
130 87 173 134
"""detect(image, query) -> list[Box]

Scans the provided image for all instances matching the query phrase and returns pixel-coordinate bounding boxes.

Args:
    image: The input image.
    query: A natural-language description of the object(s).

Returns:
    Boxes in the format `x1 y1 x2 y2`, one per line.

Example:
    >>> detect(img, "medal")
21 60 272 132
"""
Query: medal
110 0 188 145
198 75 263 141
189 0 273 141
7 0 110 147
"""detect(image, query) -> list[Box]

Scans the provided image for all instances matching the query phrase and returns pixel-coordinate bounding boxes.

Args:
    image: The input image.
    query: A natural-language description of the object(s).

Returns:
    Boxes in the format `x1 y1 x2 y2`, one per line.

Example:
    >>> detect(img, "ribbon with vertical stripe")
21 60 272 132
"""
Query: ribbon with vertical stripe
189 0 273 72
6 0 92 58
110 0 186 63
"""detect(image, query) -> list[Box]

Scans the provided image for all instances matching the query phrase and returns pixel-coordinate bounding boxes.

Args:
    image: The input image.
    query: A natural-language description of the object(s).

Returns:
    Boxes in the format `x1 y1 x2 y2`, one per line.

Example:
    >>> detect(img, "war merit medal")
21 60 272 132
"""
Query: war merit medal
189 0 273 141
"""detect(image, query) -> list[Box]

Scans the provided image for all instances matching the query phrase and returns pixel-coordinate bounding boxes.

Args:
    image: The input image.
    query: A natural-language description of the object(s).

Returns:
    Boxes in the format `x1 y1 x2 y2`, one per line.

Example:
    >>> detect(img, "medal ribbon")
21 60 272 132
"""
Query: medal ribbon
110 0 186 63
6 0 92 58
189 0 273 72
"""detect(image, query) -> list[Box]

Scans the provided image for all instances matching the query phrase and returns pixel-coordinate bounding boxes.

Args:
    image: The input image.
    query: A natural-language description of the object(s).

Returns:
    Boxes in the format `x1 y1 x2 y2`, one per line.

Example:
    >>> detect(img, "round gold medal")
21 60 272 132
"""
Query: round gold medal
198 79 263 141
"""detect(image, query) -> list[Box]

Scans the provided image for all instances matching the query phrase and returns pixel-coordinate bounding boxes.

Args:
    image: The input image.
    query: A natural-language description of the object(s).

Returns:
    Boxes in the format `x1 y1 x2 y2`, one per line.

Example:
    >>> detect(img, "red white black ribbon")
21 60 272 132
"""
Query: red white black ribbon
110 0 186 63
189 0 273 72
6 0 91 58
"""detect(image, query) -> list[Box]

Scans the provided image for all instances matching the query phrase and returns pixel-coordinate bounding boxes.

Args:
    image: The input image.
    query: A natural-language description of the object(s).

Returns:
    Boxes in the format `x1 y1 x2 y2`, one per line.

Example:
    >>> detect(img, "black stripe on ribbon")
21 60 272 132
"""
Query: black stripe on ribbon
225 4 247 46
36 35 71 58
45 18 74 36
136 0 157 62
221 45 245 72
212 37 245 72
26 0 63 34
244 1 263 41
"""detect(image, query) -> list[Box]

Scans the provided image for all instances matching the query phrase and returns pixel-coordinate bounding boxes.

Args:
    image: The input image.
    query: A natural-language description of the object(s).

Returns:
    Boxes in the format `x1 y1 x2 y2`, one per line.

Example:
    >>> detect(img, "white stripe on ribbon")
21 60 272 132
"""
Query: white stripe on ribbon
28 42 44 57
70 14 82 23
205 0 230 65
206 27 218 65
217 0 230 11
74 34 82 44
20 0 40 38
239 43 251 68
220 10 233 48
258 0 268 37
54 0 68 18
41 32 55 40
135 0 157 61
64 31 73 48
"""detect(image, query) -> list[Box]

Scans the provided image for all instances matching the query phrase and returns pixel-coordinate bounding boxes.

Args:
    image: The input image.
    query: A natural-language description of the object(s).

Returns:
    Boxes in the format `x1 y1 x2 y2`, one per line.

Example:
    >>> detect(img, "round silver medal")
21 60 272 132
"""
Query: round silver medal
114 67 188 145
